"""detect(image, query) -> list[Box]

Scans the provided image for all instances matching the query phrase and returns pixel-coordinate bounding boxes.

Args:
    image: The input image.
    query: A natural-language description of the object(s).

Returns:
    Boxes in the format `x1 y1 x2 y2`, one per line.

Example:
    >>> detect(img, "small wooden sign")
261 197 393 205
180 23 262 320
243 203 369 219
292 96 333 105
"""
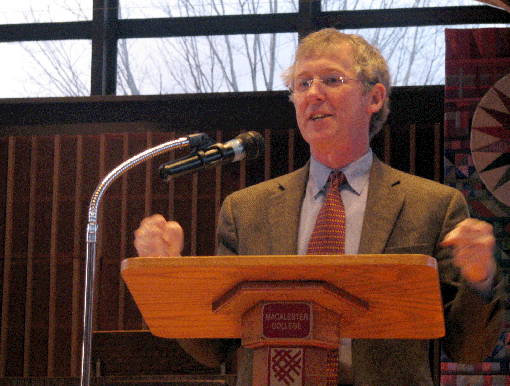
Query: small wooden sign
263 302 312 339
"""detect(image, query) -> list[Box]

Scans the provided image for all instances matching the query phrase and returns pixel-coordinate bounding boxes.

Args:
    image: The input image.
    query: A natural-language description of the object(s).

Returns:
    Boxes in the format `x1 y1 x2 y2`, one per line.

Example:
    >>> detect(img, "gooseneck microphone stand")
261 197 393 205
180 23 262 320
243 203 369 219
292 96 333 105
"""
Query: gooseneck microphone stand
80 133 215 386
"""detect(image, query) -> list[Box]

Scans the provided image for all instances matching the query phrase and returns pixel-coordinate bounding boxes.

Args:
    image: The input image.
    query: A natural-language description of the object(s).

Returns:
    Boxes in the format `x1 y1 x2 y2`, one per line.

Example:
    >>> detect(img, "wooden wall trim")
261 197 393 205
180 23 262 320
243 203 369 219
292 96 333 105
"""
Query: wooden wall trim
71 136 84 376
0 88 444 137
0 137 15 376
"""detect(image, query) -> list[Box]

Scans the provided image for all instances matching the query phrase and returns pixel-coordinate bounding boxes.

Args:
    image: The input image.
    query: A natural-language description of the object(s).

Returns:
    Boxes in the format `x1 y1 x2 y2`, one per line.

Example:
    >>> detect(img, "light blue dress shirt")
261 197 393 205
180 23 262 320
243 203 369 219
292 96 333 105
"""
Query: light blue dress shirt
298 149 373 255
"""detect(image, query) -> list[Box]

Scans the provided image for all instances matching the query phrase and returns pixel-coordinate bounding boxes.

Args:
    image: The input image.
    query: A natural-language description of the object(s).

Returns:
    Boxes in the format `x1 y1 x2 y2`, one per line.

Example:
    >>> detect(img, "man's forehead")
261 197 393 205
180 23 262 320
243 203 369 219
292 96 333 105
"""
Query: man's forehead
296 39 353 58
294 50 356 75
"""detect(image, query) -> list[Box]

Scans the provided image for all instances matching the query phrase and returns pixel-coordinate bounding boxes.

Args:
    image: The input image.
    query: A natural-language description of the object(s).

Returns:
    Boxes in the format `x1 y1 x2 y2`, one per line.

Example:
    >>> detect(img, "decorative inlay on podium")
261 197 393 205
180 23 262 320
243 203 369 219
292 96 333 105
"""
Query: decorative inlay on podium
269 347 304 386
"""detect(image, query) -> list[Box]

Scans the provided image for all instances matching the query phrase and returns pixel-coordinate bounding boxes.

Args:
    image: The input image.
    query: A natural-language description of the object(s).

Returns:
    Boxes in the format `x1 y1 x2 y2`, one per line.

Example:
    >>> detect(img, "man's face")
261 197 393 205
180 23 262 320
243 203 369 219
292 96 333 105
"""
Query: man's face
292 42 378 167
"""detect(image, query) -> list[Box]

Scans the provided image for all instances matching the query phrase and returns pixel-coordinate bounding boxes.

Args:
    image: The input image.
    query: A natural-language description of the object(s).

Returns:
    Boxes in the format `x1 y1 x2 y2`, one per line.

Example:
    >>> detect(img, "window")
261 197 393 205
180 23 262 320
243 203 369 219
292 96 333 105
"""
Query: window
1 0 508 97
321 0 484 11
119 0 298 18
0 40 91 98
116 33 297 94
1 0 92 24
342 23 509 86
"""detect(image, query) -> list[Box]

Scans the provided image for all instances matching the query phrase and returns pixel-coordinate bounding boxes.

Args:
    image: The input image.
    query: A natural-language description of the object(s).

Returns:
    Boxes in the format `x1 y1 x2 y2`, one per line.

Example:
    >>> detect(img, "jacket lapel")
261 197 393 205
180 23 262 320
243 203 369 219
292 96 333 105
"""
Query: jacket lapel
268 165 309 255
358 158 405 254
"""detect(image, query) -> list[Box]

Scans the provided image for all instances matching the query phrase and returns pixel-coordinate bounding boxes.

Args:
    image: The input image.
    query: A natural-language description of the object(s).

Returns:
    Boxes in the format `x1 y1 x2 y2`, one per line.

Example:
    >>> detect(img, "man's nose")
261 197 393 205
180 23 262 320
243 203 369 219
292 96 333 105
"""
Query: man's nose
306 78 326 99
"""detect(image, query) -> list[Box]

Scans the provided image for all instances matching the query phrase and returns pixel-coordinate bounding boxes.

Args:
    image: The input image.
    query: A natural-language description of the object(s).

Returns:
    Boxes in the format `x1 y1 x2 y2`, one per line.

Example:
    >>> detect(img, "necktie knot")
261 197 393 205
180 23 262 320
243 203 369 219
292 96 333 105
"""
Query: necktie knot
329 171 346 191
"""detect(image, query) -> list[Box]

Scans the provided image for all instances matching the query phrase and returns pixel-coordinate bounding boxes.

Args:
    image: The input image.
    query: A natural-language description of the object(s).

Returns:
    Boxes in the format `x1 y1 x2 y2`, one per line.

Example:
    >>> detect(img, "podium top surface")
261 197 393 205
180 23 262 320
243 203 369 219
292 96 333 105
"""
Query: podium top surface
121 254 444 340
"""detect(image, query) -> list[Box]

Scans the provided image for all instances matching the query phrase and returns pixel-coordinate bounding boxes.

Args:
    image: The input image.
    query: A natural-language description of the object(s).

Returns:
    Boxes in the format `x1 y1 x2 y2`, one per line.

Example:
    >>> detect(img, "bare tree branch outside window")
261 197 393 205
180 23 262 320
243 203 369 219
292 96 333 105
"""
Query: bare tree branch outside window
12 0 92 97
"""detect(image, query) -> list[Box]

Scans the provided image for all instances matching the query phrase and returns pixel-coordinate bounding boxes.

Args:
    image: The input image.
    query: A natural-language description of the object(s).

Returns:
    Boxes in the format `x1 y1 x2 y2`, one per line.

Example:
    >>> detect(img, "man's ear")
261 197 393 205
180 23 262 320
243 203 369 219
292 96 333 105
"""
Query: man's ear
366 83 386 114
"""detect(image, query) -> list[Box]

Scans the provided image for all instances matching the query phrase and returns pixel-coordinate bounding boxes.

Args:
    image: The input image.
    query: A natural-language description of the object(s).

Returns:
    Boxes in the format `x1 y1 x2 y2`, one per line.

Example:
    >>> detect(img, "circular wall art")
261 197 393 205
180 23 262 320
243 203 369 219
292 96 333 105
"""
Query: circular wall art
471 74 510 207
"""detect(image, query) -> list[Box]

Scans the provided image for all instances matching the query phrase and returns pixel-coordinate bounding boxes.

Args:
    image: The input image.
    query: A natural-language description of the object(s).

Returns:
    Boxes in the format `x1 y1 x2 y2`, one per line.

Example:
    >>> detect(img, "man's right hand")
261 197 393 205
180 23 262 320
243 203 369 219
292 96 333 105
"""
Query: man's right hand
134 214 184 257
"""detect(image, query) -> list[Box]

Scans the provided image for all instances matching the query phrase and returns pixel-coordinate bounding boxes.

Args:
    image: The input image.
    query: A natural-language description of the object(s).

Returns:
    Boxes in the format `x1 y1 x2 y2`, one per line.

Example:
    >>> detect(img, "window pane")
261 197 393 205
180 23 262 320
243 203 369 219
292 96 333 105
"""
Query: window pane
322 0 484 11
116 34 297 95
1 0 92 24
341 24 509 86
119 0 298 19
0 40 91 98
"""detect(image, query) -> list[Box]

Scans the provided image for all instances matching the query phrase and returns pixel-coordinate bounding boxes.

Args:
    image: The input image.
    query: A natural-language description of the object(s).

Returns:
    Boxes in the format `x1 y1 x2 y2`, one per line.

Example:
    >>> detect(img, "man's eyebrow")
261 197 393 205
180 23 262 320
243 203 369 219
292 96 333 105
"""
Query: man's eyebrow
295 67 345 77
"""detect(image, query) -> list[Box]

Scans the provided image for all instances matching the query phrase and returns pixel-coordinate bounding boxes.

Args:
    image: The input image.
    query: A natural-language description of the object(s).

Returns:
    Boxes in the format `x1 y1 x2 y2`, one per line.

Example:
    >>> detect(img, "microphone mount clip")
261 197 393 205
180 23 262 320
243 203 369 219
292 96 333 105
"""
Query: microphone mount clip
159 133 230 180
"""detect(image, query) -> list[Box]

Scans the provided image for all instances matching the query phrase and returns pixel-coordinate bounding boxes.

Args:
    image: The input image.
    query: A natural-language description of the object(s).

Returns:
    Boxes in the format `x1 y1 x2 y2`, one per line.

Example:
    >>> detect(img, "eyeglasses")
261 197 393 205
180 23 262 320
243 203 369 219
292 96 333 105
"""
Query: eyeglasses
291 73 370 94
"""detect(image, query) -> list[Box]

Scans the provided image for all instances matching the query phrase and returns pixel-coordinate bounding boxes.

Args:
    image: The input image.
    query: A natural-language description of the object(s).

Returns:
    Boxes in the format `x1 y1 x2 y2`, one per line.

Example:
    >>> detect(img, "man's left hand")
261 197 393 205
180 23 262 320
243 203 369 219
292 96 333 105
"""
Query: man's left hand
441 218 497 288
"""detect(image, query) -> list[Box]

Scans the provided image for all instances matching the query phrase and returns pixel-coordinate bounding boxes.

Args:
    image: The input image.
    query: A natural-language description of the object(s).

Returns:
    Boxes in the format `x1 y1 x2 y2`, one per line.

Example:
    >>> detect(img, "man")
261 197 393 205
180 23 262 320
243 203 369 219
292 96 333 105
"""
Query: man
134 29 503 385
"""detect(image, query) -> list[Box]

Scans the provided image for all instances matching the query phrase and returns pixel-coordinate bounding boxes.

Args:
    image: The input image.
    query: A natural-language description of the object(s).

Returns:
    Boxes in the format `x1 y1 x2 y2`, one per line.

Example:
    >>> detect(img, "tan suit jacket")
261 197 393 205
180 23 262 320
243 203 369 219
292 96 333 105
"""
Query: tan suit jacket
215 157 503 386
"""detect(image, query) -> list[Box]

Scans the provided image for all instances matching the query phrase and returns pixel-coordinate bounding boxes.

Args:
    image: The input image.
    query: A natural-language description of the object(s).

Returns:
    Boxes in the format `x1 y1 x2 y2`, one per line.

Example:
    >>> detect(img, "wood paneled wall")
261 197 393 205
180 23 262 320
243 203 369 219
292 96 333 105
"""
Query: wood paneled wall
0 88 445 378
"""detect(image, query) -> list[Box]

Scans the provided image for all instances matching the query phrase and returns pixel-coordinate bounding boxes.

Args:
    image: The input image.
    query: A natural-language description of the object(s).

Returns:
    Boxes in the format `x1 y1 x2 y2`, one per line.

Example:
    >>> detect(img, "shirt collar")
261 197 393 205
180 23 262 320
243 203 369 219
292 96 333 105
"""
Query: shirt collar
308 149 373 198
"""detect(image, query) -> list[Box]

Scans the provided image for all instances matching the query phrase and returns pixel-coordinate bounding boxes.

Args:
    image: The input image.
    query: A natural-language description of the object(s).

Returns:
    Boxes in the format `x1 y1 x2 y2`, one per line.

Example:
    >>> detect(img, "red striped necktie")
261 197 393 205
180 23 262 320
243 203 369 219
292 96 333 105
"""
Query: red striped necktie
306 171 348 385
307 171 347 255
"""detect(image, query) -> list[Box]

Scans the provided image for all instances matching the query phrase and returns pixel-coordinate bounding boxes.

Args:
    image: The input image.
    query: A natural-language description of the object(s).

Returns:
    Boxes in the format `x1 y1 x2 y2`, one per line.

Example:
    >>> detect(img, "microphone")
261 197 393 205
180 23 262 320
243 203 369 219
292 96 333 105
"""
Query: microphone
159 131 264 180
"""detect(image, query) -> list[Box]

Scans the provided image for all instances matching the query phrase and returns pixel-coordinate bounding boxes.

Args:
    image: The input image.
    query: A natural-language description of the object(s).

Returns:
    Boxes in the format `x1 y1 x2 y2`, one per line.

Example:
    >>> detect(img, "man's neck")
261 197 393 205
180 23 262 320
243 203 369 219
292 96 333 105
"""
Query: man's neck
311 146 370 170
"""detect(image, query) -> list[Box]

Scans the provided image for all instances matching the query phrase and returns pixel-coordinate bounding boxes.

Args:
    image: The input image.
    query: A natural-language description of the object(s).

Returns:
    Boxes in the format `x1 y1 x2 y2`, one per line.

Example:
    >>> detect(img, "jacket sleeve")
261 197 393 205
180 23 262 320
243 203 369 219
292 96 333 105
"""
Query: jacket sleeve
216 194 239 256
437 190 504 363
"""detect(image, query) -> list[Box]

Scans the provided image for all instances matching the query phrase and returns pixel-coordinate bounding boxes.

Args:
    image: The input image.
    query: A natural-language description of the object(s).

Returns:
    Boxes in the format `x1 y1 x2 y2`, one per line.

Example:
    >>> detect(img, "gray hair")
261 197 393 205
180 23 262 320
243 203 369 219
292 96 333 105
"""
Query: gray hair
282 28 391 139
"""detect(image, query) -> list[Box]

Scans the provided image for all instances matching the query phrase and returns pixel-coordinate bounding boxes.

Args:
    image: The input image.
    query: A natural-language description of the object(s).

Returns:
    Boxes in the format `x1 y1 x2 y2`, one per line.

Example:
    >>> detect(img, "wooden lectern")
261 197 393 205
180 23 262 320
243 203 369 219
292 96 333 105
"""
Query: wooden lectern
121 254 444 386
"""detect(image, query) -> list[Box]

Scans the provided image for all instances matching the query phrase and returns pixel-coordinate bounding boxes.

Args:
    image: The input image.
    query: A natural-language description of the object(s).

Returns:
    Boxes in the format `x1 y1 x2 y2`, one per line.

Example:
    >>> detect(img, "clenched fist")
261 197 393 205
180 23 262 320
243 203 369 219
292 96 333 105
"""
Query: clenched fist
134 214 184 257
442 218 497 289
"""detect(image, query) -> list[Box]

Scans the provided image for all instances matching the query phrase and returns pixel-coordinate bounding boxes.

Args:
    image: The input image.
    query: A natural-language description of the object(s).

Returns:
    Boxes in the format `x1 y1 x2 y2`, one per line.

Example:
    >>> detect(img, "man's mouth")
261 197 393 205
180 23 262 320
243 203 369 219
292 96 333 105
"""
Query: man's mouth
309 113 332 121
